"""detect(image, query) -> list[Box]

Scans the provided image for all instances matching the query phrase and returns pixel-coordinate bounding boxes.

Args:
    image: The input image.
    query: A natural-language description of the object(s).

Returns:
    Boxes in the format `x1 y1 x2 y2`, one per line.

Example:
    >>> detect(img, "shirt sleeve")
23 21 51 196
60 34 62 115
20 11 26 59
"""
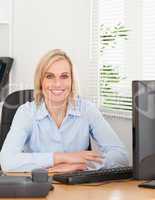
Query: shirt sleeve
0 102 53 172
87 102 129 170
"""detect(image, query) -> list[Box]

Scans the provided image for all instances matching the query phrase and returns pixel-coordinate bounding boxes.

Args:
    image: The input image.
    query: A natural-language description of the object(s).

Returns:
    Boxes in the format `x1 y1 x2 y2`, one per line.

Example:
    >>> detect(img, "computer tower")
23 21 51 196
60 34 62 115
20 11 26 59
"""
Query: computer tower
132 80 155 179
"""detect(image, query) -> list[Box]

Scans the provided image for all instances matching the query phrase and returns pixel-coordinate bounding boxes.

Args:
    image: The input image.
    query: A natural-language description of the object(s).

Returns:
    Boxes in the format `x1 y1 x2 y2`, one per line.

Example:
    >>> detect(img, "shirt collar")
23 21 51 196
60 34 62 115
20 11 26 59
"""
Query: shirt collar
36 98 81 120
66 100 81 117
36 101 49 120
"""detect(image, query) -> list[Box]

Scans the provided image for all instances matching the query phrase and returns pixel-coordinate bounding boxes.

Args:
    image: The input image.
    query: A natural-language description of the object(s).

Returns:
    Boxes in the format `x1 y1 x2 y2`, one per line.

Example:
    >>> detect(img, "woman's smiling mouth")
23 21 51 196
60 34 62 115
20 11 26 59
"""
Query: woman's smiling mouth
50 89 65 96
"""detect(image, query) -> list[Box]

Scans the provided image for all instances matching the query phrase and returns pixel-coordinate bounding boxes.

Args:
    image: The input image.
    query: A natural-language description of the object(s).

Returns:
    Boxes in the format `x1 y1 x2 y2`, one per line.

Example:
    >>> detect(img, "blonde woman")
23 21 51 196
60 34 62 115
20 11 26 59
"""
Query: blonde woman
1 49 129 172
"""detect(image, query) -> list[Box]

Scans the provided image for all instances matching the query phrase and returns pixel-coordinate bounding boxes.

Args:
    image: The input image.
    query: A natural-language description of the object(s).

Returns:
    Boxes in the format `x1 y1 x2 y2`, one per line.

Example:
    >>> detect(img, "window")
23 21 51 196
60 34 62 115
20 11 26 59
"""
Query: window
98 0 132 117
89 0 155 118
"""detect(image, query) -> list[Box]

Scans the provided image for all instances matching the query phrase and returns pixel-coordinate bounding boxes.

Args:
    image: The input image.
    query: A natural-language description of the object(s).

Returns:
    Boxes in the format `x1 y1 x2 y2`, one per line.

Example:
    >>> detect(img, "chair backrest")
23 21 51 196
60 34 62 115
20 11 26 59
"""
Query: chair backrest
0 89 34 150
0 57 14 101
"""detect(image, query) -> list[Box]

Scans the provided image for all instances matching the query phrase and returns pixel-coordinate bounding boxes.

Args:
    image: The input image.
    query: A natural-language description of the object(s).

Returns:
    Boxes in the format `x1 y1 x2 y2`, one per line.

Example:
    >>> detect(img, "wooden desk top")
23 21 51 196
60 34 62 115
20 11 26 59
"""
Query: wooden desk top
47 180 155 200
0 179 155 200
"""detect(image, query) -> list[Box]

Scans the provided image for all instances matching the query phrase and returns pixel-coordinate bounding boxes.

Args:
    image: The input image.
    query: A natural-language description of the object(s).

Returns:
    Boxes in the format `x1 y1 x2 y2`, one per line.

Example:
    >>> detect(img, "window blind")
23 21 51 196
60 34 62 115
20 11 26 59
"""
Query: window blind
88 0 100 106
89 0 132 118
89 0 155 118
99 0 132 117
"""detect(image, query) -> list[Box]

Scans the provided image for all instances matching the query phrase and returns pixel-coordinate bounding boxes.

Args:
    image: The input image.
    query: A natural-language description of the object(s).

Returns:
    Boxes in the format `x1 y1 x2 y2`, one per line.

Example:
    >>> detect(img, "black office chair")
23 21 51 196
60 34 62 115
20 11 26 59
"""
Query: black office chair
0 89 34 150
0 57 14 101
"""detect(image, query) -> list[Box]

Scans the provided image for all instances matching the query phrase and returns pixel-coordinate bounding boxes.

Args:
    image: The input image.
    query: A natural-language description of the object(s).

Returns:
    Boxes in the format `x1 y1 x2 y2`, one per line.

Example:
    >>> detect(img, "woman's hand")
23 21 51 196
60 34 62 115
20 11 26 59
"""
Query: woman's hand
54 150 103 165
48 163 87 173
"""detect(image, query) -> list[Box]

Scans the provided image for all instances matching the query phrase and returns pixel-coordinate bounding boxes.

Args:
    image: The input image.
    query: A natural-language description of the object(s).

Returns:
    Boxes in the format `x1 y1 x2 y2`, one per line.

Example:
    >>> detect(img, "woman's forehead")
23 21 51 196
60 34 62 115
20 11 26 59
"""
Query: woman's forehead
46 58 71 73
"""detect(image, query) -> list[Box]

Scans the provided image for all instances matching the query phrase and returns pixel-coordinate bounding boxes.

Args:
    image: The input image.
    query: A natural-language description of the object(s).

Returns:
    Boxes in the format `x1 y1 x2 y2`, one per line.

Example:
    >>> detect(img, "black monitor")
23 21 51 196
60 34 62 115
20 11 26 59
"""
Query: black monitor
0 57 13 101
132 80 155 179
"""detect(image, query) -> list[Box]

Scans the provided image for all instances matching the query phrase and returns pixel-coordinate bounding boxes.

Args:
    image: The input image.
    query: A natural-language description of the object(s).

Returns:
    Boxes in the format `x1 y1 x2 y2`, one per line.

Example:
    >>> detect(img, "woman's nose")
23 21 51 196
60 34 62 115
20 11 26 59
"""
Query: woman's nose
54 78 61 87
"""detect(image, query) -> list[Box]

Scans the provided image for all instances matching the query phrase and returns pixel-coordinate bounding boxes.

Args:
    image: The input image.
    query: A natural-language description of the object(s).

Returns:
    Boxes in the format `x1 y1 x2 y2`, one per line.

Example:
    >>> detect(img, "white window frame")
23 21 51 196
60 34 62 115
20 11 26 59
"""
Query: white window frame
89 0 144 119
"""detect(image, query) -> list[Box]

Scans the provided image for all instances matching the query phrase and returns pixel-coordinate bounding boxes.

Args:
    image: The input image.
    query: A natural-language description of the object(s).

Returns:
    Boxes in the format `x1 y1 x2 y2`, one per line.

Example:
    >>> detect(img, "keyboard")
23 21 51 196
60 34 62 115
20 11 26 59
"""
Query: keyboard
52 166 133 184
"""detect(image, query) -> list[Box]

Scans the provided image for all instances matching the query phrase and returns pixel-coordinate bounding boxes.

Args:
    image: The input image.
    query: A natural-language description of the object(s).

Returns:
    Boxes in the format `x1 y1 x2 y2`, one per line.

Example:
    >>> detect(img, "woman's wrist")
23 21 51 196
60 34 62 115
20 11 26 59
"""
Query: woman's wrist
53 152 66 165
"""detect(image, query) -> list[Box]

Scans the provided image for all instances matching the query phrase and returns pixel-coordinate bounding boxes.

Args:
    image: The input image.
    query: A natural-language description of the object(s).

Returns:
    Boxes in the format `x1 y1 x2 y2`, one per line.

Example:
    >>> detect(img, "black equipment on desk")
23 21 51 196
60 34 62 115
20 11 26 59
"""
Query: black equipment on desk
139 180 155 189
132 81 155 179
53 166 133 184
0 169 54 197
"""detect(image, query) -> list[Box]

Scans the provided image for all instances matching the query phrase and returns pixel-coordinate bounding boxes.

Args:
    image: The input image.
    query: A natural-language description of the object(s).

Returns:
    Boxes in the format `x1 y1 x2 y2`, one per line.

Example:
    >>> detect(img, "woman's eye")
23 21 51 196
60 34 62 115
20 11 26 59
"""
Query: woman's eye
45 73 69 80
60 74 69 79
46 74 54 79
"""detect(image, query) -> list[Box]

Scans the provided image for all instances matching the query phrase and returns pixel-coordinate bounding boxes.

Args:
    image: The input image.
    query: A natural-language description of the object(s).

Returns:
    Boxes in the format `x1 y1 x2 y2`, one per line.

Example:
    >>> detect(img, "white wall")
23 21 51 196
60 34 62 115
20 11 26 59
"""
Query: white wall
0 0 11 56
0 24 9 56
0 0 10 22
105 116 132 165
11 0 90 95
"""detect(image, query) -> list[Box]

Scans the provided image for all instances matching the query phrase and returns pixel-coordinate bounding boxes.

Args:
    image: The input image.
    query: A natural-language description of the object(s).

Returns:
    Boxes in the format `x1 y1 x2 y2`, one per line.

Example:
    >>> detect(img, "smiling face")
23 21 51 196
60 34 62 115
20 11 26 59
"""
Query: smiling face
42 58 72 107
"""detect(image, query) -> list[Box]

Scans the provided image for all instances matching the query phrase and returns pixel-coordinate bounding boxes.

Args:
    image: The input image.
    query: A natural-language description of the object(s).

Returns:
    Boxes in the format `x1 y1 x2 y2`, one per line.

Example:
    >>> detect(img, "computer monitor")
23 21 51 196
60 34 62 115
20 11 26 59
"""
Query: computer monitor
0 57 13 101
132 80 155 179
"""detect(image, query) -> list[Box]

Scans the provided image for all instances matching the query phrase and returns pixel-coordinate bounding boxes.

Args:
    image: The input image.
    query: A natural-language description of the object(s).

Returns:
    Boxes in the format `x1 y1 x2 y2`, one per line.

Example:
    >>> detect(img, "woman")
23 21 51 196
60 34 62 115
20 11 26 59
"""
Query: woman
1 49 129 172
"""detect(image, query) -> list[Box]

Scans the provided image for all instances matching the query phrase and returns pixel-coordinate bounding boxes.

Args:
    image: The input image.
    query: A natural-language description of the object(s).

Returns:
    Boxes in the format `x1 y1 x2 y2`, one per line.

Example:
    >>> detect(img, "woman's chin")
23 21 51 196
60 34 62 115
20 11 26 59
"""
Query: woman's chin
47 96 67 105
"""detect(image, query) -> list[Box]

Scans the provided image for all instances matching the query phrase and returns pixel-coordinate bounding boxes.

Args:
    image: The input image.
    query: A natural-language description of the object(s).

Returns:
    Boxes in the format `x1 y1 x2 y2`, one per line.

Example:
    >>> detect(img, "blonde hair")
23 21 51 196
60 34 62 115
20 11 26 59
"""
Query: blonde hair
34 49 78 106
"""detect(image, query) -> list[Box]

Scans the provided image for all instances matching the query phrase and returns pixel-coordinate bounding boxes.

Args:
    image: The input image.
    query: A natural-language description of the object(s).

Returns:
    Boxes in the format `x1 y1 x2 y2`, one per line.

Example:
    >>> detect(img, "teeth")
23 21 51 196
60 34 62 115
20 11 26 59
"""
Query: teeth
51 90 64 95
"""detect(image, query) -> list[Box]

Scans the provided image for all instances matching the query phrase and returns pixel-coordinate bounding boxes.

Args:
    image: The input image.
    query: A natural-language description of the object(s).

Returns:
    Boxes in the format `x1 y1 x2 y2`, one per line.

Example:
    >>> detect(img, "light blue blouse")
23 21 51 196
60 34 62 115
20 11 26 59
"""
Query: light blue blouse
0 97 129 172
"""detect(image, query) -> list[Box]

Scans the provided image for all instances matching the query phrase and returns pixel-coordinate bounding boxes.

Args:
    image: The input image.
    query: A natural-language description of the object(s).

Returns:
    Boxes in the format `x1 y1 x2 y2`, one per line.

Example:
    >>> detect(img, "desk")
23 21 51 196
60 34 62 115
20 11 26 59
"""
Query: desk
0 180 155 200
47 181 155 200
